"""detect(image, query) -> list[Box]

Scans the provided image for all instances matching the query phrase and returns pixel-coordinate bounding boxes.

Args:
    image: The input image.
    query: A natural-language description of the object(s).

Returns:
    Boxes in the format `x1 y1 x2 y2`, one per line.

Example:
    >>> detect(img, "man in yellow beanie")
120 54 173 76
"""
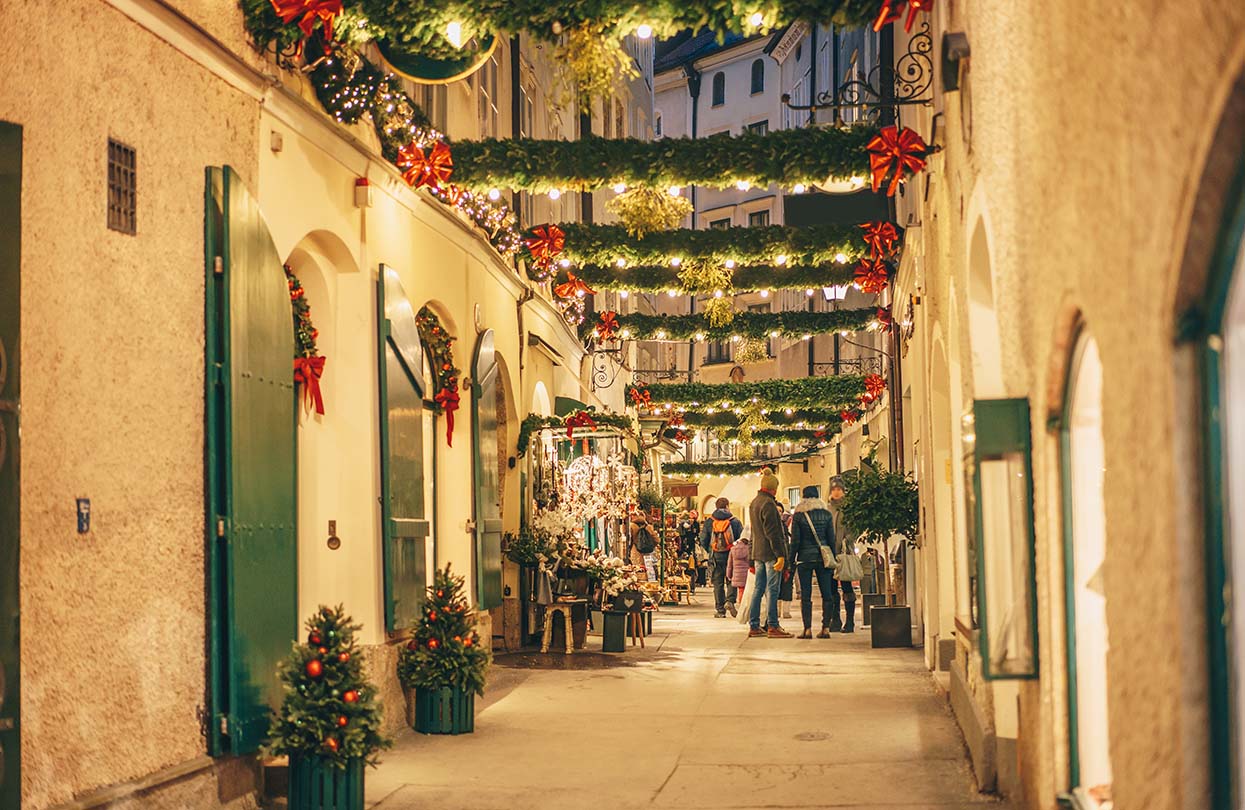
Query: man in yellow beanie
747 469 793 638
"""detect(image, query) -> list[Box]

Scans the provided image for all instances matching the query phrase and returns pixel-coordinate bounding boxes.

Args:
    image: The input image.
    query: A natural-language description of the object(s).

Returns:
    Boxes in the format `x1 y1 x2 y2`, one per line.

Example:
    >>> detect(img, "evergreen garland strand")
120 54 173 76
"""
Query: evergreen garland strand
285 265 319 358
558 262 857 294
550 223 871 268
663 449 824 478
452 127 876 193
516 412 634 455
603 308 878 342
632 376 867 411
679 409 844 428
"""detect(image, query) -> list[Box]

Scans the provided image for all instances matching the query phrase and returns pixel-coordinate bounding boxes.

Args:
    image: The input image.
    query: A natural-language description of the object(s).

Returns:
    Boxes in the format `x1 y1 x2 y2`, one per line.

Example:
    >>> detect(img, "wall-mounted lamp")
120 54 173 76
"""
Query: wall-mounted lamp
942 32 971 93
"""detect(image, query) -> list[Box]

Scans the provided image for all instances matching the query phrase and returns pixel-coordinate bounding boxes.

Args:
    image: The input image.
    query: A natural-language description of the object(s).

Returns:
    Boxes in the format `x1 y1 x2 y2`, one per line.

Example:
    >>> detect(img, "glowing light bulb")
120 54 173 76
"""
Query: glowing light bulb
759 289 770 298
445 21 465 48
769 331 779 338
850 175 865 188
655 330 667 339
730 335 741 342
620 290 629 299
487 188 501 201
620 329 632 338
725 259 736 269
576 289 586 298
806 288 815 296
713 290 724 299
792 183 807 194
784 408 793 416
612 182 627 194
736 180 751 191
694 332 705 341
802 334 812 341
615 258 627 268
548 188 562 200
775 254 788 266
749 11 764 26
668 185 682 197
636 24 654 39
834 252 848 264
670 257 682 267
558 258 571 268
666 289 678 297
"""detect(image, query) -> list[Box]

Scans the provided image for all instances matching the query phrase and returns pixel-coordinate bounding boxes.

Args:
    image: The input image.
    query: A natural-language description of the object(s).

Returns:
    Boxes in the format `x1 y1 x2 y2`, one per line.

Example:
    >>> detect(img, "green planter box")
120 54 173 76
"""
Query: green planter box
414 686 475 735
602 611 627 652
288 755 363 810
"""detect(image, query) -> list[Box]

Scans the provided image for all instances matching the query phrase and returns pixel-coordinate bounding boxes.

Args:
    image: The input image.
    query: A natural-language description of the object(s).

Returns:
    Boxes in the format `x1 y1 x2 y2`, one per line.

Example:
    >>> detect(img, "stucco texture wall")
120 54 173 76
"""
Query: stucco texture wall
0 1 260 807
905 3 1245 808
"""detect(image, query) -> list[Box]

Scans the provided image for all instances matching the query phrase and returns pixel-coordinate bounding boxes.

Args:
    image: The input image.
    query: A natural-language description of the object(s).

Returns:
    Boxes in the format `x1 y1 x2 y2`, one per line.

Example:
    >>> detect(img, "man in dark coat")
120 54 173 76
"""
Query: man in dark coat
790 485 839 637
747 471 792 638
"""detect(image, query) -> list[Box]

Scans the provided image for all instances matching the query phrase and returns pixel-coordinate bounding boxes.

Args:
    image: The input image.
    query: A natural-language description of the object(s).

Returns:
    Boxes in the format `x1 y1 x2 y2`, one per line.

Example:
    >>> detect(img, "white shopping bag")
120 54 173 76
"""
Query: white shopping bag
737 568 769 625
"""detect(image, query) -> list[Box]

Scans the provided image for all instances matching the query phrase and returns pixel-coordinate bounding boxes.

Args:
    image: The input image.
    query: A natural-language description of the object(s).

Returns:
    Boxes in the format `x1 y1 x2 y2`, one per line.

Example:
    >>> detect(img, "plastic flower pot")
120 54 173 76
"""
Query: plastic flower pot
413 686 475 735
288 755 364 810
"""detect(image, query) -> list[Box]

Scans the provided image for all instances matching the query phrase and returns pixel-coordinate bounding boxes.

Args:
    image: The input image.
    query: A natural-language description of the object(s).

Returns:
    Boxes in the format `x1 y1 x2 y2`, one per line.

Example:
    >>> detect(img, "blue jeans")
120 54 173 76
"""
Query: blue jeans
748 561 782 630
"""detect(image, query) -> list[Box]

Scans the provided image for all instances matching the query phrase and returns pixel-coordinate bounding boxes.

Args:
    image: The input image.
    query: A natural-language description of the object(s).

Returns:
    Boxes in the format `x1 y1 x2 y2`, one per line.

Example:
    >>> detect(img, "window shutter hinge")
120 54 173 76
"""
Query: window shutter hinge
213 256 223 276
216 518 226 538
219 714 229 735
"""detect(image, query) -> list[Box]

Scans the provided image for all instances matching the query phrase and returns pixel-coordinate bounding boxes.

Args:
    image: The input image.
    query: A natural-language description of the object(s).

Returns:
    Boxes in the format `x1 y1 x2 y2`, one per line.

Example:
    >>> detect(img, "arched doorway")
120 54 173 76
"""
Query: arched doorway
1060 328 1112 807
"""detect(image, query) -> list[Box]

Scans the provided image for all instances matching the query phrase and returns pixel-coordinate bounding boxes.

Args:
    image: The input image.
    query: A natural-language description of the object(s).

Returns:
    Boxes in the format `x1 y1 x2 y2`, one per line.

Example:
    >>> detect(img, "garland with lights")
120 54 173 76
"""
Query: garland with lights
663 450 825 479
631 376 868 412
452 127 876 194
595 308 878 343
544 223 879 269
352 1 879 67
555 262 856 295
678 409 845 429
516 412 634 455
416 307 462 446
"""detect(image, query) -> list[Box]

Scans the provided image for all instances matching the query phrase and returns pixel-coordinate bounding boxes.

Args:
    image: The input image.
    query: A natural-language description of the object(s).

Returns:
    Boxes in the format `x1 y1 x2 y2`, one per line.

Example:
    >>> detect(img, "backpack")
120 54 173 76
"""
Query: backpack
710 518 735 552
634 524 658 554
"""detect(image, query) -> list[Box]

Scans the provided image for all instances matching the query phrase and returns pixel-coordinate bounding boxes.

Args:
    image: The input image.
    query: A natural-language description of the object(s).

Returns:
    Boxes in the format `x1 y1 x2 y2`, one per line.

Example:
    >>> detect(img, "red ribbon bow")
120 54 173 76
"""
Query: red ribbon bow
840 409 860 425
397 141 454 190
565 410 597 439
877 306 894 327
596 311 621 340
861 222 900 259
629 386 653 409
525 224 566 261
854 258 891 295
553 272 597 300
293 355 327 416
864 373 887 399
270 0 341 52
873 0 934 33
867 126 928 196
435 385 460 446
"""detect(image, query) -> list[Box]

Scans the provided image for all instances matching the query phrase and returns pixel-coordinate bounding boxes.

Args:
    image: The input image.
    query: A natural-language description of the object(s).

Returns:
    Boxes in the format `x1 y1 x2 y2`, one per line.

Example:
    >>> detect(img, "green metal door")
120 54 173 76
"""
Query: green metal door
0 121 21 810
377 265 431 633
205 166 297 755
472 330 503 610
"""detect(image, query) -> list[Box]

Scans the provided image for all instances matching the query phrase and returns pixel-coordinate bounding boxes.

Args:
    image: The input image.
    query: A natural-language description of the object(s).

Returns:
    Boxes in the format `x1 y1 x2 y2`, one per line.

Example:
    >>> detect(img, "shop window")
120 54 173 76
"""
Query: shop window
750 59 765 94
709 217 731 230
711 72 725 107
614 98 625 138
107 138 136 235
748 210 770 228
706 340 730 364
477 54 499 138
1060 330 1112 808
746 120 769 136
655 112 663 138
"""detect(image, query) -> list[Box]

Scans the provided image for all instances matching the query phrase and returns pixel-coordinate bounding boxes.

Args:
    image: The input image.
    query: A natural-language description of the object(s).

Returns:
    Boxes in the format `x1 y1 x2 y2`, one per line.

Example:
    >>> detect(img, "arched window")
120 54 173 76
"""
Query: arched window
750 59 765 94
711 72 725 107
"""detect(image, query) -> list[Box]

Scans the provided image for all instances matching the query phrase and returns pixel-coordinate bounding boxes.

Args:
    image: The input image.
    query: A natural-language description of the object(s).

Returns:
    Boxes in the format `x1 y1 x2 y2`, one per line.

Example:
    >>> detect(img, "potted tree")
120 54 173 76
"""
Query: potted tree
839 463 920 648
398 565 491 734
265 606 390 810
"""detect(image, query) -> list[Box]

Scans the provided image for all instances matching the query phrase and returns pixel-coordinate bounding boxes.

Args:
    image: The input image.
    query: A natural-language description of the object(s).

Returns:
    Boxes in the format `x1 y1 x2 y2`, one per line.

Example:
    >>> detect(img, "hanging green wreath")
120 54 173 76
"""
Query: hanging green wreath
516 412 634 455
632 376 868 411
596 308 878 342
416 306 462 446
451 127 875 194
544 223 875 269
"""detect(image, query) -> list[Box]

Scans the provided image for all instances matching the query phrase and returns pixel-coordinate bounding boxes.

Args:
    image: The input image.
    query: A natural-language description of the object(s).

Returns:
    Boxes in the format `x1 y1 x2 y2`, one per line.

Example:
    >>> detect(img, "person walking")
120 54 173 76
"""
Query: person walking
789 485 839 639
728 534 751 605
700 497 744 618
826 476 856 632
747 471 793 638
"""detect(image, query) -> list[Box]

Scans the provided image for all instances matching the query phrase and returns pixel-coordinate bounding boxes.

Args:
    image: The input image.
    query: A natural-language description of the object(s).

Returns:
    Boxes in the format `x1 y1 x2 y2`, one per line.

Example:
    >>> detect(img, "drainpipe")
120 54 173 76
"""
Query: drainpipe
683 62 702 384
808 25 818 127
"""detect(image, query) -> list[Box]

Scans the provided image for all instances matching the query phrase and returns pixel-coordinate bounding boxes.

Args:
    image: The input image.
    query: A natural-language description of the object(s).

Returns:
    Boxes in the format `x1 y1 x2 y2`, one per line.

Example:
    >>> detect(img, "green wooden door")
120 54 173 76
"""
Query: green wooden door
472 330 503 610
205 166 297 755
377 265 430 633
0 121 21 810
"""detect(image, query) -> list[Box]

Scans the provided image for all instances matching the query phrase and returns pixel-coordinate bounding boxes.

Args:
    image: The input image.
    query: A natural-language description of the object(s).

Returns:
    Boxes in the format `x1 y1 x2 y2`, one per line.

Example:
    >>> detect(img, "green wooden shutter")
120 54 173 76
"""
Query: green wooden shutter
0 121 22 809
472 330 503 610
377 266 430 633
205 166 297 755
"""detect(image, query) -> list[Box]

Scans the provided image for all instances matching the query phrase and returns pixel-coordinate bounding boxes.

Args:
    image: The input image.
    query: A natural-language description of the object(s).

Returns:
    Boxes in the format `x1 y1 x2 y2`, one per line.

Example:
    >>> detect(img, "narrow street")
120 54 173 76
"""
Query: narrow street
368 603 1003 810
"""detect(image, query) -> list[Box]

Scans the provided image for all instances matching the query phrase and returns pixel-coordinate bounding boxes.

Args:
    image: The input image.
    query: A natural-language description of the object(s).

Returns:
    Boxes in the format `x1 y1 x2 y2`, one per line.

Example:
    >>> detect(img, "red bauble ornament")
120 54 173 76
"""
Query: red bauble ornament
343 690 359 703
406 640 418 651
324 736 339 752
338 652 350 663
305 659 324 678
463 637 473 648
429 612 438 622
436 590 444 598
309 632 323 645
337 715 348 727
428 638 440 650
318 647 328 655
453 635 462 643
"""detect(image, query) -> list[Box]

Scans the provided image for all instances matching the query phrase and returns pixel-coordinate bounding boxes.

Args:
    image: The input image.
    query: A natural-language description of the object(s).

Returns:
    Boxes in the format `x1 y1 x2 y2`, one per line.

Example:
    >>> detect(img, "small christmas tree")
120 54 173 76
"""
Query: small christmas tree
398 565 491 696
266 605 391 766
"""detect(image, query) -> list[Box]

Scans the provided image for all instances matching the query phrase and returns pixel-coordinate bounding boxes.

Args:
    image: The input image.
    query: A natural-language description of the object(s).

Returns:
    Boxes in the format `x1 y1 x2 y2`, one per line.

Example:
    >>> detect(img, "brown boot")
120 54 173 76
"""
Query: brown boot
798 629 812 639
748 627 766 638
817 628 832 639
767 626 794 639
